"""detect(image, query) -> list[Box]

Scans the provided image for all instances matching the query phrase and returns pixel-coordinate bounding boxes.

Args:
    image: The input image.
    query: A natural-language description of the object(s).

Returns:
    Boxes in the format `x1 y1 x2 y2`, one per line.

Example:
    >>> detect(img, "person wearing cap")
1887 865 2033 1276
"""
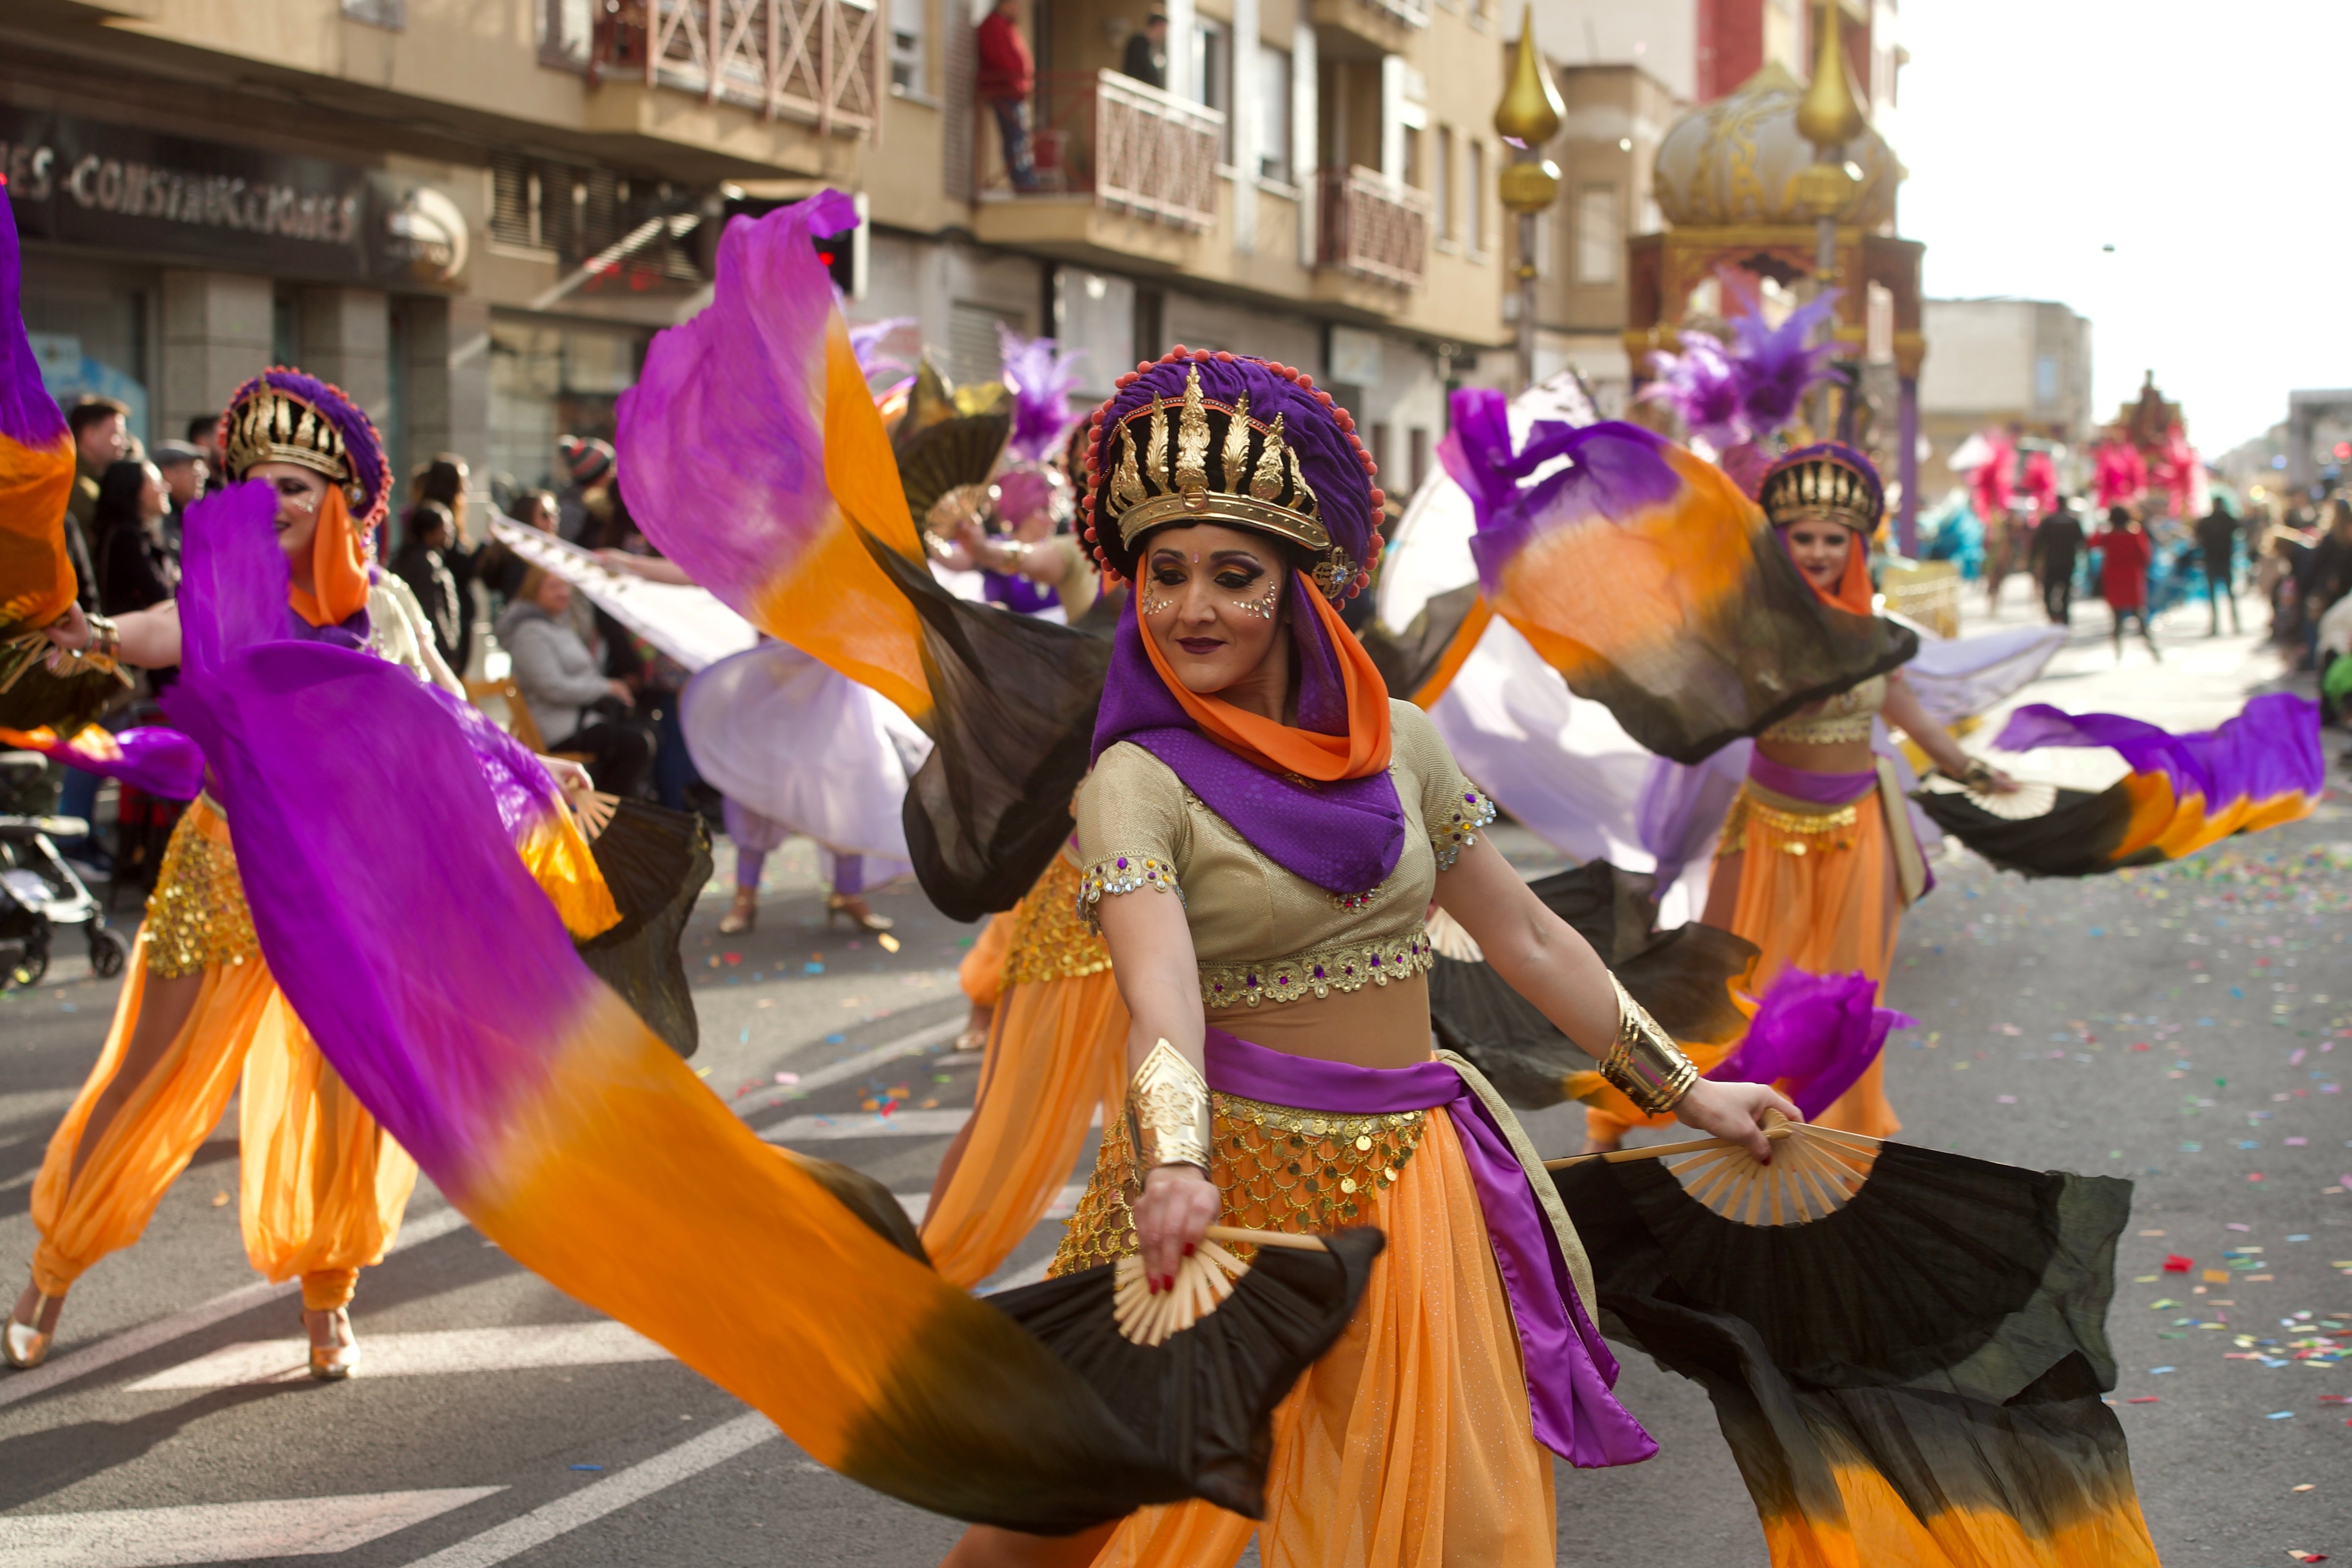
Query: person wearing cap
555 434 617 545
150 438 206 555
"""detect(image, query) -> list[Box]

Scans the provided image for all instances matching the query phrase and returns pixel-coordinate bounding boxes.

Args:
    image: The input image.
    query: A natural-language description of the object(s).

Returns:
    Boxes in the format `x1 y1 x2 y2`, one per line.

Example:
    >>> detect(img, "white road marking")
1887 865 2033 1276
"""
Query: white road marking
396 1414 777 1568
0 1488 501 1567
761 1107 973 1142
0 1206 472 1410
127 1322 671 1391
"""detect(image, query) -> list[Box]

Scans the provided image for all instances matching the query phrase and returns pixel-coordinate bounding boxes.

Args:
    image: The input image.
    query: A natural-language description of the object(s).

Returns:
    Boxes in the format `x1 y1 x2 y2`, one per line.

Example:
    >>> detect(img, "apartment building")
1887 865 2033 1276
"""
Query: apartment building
4 0 1516 515
1917 298 2092 500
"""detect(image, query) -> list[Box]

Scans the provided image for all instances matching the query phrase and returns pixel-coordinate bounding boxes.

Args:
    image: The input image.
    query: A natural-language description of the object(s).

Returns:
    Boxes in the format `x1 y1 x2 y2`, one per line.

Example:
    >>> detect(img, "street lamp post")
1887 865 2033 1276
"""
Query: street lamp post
1794 0 1864 437
1495 5 1563 395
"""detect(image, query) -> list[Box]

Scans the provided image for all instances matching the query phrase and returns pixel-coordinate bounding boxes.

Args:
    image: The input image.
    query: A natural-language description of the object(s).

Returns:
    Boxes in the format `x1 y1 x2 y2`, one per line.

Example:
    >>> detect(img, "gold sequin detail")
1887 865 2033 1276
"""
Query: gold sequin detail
1049 1092 1430 1277
1197 925 1434 1008
1003 855 1113 985
143 799 258 978
1716 790 1860 859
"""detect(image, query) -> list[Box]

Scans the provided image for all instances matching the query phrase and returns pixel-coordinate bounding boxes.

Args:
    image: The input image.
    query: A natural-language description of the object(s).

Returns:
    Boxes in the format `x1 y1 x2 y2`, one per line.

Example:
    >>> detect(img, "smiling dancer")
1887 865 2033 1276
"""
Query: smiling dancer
5 371 616 1381
940 351 1798 1568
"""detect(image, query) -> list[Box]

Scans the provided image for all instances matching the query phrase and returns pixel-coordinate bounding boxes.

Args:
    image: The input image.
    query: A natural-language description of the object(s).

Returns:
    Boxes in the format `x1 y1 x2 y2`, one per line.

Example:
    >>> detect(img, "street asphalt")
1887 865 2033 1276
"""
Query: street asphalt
0 580 2346 1566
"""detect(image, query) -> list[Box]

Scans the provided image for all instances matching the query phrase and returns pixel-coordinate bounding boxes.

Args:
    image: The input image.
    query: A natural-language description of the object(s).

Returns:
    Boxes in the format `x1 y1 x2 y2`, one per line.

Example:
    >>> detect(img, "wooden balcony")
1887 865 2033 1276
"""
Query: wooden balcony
975 70 1225 267
548 0 884 138
1315 166 1430 291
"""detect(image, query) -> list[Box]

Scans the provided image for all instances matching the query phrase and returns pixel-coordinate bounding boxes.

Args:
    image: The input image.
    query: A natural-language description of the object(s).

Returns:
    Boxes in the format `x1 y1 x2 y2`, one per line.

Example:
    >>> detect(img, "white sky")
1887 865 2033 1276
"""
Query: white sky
1896 0 2350 454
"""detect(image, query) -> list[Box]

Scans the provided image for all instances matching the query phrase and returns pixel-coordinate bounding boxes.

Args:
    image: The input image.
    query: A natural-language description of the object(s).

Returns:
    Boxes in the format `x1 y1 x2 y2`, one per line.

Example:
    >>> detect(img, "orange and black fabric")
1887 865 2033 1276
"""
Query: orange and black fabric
1554 1143 2161 1567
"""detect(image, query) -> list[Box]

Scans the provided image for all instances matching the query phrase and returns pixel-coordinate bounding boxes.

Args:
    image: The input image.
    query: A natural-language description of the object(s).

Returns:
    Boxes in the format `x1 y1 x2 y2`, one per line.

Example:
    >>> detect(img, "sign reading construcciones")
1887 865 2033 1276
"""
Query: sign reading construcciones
0 107 466 287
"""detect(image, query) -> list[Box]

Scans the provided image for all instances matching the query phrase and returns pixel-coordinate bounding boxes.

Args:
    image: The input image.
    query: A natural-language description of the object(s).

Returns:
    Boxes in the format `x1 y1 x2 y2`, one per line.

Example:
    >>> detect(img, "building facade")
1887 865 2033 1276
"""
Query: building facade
1916 298 2093 501
5 0 1520 524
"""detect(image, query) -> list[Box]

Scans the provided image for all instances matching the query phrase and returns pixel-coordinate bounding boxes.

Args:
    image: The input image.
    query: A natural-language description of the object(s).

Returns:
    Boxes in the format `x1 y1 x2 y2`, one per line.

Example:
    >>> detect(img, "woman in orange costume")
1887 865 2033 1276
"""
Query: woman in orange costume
942 351 1797 1568
6 371 602 1380
1585 445 2012 1150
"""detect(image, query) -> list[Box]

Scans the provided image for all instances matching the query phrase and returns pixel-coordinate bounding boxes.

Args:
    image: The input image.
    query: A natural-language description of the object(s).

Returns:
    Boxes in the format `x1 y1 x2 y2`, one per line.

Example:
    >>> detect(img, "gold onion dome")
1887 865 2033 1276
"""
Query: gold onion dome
1651 61 1901 231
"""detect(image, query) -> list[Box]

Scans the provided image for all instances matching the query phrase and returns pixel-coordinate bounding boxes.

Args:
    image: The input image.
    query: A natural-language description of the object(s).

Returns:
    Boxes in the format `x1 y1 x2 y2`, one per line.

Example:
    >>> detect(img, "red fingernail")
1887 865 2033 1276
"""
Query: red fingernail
1183 1242 1195 1257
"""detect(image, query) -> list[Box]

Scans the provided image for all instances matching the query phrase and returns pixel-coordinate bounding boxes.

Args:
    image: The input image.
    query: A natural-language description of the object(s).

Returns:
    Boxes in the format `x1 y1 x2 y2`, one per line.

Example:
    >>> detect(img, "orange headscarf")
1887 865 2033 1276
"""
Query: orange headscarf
284 485 373 628
1804 529 1876 619
1135 570 1392 780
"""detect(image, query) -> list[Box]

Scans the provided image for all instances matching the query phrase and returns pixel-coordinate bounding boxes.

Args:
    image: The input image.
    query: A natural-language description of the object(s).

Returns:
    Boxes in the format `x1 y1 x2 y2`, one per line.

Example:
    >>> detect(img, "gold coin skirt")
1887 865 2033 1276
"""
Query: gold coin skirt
1051 1093 1432 1276
143 796 259 978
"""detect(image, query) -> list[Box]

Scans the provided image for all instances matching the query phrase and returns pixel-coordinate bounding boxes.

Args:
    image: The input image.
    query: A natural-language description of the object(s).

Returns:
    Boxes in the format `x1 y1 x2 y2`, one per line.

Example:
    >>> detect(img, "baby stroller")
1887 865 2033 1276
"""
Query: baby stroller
0 749 130 988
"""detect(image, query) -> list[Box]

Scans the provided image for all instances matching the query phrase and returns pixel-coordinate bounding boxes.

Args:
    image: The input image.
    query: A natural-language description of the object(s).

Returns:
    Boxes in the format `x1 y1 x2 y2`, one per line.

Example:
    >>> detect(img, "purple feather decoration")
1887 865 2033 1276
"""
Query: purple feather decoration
1706 968 1912 1120
997 324 1086 462
1638 335 1743 452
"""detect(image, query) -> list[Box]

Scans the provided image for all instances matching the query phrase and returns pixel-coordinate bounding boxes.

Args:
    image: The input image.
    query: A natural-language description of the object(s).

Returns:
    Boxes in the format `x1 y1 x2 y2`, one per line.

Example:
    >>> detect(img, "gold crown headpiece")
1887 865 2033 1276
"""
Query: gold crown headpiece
1100 364 1331 558
223 389 357 500
1758 445 1883 534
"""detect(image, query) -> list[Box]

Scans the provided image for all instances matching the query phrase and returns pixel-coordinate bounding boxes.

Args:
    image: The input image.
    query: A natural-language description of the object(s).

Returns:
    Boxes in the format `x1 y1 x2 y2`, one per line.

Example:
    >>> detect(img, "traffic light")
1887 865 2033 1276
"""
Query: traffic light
711 187 865 299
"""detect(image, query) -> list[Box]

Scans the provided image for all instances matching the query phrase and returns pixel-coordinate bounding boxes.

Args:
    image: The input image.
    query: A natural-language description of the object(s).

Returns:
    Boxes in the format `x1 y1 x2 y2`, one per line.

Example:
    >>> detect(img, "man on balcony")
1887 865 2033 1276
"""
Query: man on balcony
977 0 1041 193
1120 12 1168 89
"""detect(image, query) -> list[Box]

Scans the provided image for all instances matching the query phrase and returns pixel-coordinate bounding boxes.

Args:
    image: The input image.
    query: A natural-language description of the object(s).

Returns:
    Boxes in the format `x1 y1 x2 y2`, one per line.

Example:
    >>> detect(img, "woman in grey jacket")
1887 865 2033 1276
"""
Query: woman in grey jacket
496 567 655 797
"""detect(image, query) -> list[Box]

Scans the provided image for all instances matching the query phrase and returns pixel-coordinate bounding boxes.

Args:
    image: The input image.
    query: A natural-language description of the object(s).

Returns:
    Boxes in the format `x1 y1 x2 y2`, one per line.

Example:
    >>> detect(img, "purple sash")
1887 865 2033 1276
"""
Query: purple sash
1746 749 1876 806
1203 1026 1658 1468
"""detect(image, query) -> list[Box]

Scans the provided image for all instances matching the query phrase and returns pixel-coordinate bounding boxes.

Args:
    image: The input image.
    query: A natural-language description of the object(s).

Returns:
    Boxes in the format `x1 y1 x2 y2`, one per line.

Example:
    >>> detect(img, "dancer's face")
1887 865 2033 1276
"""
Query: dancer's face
1783 520 1853 591
250 463 333 563
1139 523 1288 697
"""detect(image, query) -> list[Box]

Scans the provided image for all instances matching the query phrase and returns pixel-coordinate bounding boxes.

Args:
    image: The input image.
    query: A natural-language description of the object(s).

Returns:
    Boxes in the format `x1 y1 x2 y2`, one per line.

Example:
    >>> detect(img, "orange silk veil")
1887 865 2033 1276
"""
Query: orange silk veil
1134 569 1393 780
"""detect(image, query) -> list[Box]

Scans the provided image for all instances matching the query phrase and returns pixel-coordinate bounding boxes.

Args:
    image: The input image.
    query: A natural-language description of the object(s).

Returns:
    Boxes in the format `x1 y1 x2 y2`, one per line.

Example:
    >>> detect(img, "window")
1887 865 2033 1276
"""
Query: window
2035 354 2059 404
1258 45 1294 184
1433 124 1454 242
1408 426 1429 493
1466 139 1486 252
1401 125 1422 191
1370 422 1392 478
1190 19 1233 166
888 0 925 95
1576 183 1620 284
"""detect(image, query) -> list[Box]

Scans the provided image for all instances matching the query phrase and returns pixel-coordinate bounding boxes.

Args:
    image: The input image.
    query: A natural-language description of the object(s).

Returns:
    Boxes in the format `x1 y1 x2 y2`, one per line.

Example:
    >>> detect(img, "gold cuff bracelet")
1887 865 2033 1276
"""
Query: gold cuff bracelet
1127 1038 1213 1175
1601 975 1700 1116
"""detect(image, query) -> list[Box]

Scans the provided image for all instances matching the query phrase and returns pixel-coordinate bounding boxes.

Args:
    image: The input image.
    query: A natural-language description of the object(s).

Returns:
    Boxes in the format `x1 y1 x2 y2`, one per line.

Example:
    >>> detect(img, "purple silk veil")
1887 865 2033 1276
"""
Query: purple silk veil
1088 577 1405 896
1204 1025 1657 1468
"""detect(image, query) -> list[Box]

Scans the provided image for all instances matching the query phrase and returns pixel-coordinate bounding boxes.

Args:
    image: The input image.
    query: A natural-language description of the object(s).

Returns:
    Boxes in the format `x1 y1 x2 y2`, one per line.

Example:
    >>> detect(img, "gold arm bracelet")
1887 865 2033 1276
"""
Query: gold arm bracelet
84 613 121 660
1600 975 1700 1116
1127 1038 1212 1175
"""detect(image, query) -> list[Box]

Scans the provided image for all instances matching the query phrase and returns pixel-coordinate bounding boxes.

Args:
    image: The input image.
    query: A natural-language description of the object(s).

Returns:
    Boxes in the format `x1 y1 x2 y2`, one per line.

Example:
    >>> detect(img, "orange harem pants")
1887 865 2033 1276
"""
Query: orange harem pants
926 855 1129 1289
29 815 415 1314
1587 781 1907 1146
1083 1110 1557 1568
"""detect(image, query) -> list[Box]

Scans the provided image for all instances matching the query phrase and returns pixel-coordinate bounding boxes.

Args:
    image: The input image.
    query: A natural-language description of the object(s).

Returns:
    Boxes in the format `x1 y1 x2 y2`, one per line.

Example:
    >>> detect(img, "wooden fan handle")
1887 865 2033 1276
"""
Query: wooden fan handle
1545 1114 1880 1170
1203 1225 1331 1253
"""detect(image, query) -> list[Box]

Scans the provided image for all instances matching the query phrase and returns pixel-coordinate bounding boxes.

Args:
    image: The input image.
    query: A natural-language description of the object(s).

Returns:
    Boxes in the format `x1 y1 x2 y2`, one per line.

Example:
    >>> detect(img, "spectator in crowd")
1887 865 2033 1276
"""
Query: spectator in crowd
63 398 130 611
2193 497 2242 636
2090 505 2160 663
976 0 1041 193
88 459 176 620
1120 12 1168 88
477 488 559 601
185 413 225 493
2302 499 2352 669
555 435 617 545
2030 495 2084 626
497 567 656 798
150 439 206 553
391 499 466 668
409 455 481 676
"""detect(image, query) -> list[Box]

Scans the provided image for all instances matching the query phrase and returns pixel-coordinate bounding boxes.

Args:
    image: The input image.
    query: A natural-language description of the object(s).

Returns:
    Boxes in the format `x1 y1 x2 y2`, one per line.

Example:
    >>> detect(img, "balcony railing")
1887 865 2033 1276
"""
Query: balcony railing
978 70 1224 233
546 0 883 137
1316 166 1431 290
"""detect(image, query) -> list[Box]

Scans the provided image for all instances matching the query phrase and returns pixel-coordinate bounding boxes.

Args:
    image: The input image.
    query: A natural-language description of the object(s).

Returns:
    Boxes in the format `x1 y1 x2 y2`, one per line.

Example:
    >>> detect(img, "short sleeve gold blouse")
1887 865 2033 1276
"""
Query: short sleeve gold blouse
1072 700 1496 1007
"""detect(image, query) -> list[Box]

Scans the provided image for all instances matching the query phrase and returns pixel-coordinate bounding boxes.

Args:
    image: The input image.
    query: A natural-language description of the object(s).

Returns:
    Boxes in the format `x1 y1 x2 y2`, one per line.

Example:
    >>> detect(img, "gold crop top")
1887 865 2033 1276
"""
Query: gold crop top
1073 700 1496 1008
1760 673 1887 746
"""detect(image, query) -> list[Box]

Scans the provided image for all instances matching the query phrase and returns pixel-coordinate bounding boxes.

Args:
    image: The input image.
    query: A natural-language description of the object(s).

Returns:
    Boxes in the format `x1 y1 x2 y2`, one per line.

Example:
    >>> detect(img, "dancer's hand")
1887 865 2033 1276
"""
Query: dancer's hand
42 603 91 652
1979 766 2022 794
1132 1163 1219 1294
1673 1079 1802 1163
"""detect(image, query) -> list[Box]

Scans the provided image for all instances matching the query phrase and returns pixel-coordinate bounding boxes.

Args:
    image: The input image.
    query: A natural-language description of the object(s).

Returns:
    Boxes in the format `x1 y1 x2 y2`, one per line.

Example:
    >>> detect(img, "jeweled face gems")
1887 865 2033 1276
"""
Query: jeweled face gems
1141 588 1177 617
1232 575 1281 621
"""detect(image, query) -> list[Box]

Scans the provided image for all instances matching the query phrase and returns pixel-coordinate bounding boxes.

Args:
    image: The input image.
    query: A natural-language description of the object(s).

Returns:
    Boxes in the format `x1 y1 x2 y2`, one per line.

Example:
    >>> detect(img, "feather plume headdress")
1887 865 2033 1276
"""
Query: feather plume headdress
1641 270 1844 455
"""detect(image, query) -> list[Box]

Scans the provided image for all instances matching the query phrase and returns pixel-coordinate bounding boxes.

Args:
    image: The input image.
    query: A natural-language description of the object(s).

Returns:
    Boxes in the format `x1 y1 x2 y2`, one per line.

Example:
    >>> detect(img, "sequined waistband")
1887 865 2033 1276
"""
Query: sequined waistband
1198 924 1434 1008
1049 1092 1436 1278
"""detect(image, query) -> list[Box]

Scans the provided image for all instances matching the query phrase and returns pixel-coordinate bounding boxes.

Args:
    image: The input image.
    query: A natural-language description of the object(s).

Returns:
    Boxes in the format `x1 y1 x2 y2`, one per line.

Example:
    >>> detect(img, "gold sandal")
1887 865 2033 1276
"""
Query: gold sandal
718 889 757 935
3 1283 62 1371
305 1306 359 1382
826 893 893 932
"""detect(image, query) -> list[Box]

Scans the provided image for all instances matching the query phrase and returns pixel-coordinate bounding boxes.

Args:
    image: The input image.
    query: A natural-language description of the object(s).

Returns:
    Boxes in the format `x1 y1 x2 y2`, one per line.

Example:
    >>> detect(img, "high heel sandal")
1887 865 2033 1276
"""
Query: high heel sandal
826 893 893 932
304 1306 358 1382
717 889 757 935
4 1282 62 1370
